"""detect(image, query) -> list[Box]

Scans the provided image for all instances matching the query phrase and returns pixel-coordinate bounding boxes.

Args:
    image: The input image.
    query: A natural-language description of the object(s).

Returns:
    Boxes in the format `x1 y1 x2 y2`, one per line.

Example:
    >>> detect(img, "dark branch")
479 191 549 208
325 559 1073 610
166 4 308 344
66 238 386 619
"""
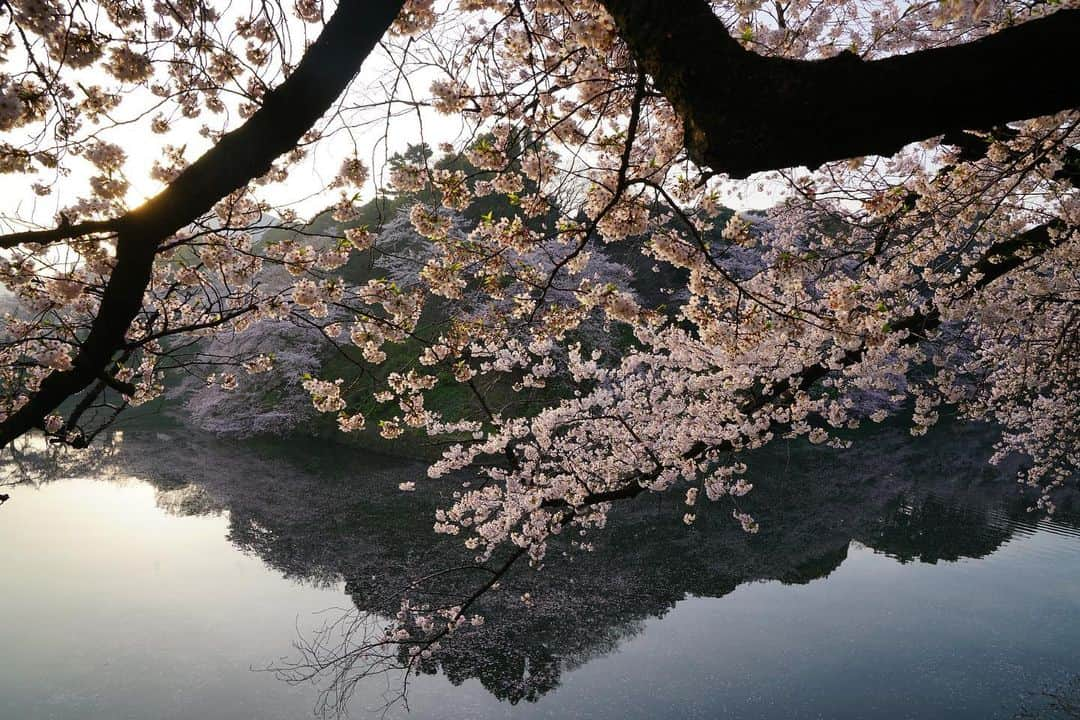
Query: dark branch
0 218 119 249
601 0 1080 176
0 0 406 447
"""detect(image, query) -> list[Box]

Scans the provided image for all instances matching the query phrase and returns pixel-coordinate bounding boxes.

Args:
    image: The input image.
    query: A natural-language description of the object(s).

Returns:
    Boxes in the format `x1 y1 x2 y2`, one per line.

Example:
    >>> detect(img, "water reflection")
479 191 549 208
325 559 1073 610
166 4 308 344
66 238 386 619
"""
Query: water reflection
3 422 1079 717
1015 676 1080 719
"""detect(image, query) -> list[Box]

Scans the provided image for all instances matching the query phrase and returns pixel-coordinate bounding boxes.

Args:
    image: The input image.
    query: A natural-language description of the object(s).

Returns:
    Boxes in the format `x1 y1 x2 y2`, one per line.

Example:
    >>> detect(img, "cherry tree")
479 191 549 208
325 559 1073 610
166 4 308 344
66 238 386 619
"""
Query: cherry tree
0 0 1077 666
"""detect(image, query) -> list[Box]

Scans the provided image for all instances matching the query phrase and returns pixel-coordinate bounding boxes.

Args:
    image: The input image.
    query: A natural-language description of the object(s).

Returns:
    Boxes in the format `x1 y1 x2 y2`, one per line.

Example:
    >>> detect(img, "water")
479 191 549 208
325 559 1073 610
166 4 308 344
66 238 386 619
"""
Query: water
2 424 1079 719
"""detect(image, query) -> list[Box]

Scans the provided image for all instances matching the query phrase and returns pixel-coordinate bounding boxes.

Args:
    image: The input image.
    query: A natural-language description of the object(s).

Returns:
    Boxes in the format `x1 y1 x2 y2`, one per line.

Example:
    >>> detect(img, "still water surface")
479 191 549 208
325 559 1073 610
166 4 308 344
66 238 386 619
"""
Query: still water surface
2 424 1079 719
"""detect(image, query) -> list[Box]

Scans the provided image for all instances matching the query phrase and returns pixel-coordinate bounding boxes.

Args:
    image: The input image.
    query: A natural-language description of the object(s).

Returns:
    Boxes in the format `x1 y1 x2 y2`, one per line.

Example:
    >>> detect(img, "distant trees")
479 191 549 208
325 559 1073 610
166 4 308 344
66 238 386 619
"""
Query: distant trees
180 318 325 438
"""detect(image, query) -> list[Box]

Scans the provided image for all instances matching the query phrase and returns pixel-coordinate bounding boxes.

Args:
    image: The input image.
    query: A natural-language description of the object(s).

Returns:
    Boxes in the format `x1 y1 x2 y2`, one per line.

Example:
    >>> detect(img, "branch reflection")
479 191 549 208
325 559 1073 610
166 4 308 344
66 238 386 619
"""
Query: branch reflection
10 421 1078 716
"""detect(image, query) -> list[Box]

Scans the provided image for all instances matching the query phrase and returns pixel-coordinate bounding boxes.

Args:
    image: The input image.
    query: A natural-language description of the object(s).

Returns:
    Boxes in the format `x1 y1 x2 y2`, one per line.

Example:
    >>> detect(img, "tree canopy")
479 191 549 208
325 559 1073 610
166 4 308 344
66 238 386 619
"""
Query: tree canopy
0 0 1077 661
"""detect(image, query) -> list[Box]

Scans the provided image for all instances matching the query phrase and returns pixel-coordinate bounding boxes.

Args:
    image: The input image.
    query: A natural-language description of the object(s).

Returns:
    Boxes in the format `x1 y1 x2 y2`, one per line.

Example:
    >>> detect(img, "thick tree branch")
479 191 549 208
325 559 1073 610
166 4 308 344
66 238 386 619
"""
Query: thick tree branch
601 0 1080 177
0 218 119 249
0 0 406 447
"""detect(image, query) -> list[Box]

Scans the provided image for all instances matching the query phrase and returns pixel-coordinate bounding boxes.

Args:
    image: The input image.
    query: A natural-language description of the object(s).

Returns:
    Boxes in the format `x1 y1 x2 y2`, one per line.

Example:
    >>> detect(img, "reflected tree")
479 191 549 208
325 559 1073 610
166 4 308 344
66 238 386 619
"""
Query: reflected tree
15 421 1072 713
1015 676 1080 720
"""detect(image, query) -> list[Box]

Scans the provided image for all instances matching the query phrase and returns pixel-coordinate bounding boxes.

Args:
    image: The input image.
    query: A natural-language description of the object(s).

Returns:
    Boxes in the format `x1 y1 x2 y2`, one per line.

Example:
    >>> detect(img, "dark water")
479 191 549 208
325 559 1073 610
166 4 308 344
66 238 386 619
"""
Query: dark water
2 424 1079 720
